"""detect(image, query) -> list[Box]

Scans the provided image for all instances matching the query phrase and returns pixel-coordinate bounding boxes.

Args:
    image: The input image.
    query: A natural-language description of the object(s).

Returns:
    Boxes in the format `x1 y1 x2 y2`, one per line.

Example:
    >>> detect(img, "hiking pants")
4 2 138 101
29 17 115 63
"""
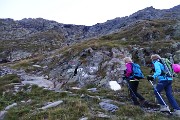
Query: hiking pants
155 80 180 110
129 81 145 105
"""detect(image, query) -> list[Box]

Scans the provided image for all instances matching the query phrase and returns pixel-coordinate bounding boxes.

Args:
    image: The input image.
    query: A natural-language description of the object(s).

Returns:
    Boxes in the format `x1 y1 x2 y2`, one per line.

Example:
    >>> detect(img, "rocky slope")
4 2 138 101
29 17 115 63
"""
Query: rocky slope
0 4 180 120
0 5 180 87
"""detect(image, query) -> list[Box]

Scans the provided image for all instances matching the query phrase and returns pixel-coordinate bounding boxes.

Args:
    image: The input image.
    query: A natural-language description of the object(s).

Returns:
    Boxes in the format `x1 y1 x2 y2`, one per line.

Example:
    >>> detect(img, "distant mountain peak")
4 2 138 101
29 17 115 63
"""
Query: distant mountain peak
144 6 155 10
169 4 180 11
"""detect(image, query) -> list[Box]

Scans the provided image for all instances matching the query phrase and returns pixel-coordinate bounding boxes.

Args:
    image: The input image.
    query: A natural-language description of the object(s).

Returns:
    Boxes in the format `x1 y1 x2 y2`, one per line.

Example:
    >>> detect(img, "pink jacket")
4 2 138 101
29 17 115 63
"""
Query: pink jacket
125 62 133 77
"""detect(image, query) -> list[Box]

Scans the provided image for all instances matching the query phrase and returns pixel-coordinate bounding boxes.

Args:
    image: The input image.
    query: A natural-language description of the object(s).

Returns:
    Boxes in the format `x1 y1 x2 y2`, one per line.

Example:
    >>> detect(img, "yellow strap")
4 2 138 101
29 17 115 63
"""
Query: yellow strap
129 80 139 82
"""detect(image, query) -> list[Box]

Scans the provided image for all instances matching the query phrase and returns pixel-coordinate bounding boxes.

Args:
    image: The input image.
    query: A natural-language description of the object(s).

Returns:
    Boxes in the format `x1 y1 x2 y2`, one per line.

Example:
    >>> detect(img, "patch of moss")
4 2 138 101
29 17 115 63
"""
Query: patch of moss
0 74 20 94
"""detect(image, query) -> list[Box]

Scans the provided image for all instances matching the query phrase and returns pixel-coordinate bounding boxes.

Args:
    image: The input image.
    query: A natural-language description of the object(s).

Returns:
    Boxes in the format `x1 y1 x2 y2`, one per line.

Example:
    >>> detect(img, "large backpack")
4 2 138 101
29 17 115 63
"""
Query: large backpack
159 58 174 77
131 63 144 79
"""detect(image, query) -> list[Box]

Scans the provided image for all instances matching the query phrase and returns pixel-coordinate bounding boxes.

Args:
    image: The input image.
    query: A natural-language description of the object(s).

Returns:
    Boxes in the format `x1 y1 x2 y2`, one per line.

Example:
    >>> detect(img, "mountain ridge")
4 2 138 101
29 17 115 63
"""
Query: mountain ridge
0 4 180 43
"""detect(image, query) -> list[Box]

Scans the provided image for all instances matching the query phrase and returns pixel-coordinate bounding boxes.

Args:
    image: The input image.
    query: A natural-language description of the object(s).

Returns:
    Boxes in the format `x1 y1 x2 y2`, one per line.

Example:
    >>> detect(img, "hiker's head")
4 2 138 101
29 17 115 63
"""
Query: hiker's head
123 57 132 63
151 54 161 61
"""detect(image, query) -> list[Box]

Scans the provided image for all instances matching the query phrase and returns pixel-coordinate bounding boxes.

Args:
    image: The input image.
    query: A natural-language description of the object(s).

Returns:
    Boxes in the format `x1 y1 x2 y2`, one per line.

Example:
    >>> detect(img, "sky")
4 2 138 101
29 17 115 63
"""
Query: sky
0 0 180 26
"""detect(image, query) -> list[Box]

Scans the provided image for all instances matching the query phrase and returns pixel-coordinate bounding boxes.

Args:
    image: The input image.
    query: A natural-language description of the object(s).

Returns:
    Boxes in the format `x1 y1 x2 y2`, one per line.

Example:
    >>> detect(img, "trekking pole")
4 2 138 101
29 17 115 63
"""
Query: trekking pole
149 80 172 114
123 77 138 101
149 81 167 106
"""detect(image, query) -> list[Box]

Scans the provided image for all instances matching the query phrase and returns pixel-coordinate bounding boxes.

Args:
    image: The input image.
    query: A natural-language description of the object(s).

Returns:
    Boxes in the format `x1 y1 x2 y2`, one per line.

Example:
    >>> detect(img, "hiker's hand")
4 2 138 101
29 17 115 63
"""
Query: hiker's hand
124 70 126 74
147 75 154 81
122 76 127 80
173 73 178 78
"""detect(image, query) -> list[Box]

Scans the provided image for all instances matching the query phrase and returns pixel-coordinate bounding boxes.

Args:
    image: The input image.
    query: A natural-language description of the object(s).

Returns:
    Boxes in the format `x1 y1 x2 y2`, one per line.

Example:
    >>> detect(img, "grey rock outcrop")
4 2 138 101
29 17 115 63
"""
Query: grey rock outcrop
46 47 128 88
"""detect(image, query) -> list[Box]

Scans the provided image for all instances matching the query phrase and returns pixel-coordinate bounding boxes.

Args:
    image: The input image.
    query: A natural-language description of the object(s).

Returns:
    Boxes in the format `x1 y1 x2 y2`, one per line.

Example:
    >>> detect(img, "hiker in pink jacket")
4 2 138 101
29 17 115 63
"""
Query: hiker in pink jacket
125 61 133 78
123 57 146 106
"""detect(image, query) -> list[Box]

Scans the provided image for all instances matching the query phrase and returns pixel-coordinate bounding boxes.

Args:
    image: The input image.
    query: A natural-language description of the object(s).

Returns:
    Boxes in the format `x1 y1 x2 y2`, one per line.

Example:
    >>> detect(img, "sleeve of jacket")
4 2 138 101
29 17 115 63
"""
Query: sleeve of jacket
125 63 132 77
152 61 161 79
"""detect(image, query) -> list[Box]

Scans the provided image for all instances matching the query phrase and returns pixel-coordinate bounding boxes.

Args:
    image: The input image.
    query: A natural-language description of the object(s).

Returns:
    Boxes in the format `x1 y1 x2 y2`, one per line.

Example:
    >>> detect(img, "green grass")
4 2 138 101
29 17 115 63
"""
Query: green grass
0 19 180 120
2 84 90 120
10 56 44 73
0 74 21 110
5 97 89 120
100 19 176 42
0 74 20 94
116 104 144 117
1 73 180 119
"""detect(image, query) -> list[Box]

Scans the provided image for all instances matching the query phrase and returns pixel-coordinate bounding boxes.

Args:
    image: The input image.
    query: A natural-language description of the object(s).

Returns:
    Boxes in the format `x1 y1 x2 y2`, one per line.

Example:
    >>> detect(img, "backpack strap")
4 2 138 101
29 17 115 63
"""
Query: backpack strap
165 58 173 74
130 63 134 79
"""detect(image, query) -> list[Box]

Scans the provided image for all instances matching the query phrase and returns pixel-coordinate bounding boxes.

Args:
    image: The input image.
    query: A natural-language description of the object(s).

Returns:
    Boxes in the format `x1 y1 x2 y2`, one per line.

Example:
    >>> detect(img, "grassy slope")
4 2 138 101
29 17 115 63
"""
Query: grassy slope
0 73 180 120
0 19 180 119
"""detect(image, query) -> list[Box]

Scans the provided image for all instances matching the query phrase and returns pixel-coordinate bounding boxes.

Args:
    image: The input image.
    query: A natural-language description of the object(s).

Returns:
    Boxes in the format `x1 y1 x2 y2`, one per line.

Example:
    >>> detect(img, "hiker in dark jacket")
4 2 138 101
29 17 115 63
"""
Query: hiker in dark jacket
123 57 146 106
147 54 180 116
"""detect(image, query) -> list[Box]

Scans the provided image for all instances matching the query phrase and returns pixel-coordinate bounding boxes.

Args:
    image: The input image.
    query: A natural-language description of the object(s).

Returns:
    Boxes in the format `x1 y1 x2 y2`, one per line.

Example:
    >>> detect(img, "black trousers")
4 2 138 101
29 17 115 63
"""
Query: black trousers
128 80 145 105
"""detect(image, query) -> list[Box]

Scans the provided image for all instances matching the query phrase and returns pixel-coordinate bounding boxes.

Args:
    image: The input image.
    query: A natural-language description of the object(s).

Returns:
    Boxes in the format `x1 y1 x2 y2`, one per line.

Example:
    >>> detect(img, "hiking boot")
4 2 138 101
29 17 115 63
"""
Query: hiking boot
173 109 180 117
160 105 170 112
139 100 159 108
139 100 147 107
